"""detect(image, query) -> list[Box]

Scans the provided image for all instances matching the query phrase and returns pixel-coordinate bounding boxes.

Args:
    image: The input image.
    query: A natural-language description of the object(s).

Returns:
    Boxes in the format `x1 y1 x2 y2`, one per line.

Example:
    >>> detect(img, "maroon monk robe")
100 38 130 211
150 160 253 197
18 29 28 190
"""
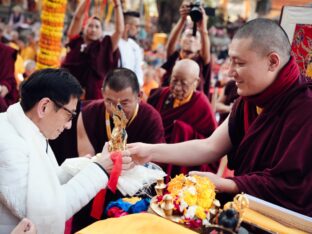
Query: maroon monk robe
161 50 212 97
148 87 219 180
0 42 18 112
62 35 120 100
71 99 165 233
228 58 312 216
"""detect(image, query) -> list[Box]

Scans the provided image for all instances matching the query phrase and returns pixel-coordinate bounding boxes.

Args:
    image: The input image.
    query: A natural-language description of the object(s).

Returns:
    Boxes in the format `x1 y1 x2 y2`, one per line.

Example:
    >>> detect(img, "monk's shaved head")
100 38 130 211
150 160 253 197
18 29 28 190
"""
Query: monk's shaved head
233 18 291 66
173 59 200 80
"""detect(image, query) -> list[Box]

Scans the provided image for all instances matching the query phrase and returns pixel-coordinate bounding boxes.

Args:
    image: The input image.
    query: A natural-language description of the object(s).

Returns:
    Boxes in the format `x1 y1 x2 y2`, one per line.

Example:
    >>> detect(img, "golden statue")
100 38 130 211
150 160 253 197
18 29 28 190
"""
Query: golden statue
108 103 128 152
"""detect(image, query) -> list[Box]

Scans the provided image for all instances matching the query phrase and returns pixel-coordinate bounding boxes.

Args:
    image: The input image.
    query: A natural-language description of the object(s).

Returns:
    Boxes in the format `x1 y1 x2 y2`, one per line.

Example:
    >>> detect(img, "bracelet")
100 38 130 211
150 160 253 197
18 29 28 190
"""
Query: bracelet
93 162 109 177
114 4 119 8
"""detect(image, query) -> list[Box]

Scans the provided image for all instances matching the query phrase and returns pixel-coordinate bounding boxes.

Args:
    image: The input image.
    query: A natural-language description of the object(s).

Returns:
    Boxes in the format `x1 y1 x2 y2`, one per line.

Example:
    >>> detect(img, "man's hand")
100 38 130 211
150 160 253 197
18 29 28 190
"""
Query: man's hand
11 218 37 234
94 143 134 174
189 171 239 193
127 142 153 165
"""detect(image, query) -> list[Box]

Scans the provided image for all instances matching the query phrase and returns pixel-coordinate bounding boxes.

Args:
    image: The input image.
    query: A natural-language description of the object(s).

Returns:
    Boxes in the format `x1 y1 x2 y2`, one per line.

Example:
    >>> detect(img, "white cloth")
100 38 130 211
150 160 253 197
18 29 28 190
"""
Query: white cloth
118 38 144 86
0 103 108 234
62 158 166 196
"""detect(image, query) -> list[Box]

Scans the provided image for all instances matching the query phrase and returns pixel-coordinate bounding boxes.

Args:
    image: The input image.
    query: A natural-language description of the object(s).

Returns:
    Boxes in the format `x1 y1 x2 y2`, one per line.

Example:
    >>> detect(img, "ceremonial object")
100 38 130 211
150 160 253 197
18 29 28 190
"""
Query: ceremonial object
108 103 128 152
150 174 249 234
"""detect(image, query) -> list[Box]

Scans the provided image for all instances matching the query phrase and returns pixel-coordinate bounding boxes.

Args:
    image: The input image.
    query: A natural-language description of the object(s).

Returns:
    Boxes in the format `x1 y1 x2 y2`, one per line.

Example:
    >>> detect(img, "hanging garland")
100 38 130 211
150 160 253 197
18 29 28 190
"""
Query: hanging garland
37 0 67 69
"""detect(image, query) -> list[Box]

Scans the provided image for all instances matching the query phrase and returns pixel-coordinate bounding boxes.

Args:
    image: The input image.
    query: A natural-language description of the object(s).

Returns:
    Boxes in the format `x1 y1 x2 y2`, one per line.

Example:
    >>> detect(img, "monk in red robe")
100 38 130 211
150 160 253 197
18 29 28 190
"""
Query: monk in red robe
0 42 18 112
148 59 218 179
71 68 165 233
161 1 211 97
62 0 123 100
128 19 312 216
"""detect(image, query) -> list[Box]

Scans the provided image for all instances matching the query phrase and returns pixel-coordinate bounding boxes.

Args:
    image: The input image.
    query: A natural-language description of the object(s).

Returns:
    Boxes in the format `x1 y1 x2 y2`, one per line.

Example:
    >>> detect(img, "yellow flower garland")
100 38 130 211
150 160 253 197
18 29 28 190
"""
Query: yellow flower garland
37 0 66 69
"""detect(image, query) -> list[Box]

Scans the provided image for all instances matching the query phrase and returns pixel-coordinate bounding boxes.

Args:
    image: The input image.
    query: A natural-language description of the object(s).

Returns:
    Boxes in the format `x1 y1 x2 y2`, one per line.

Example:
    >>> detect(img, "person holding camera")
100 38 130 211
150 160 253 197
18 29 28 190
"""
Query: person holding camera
161 0 211 97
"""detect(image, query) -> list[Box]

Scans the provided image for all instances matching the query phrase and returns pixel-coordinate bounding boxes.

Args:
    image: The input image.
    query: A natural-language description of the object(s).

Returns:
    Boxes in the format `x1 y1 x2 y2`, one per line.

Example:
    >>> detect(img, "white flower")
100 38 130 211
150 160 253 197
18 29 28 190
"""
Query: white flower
184 205 197 219
187 186 197 195
188 176 197 184
179 198 188 213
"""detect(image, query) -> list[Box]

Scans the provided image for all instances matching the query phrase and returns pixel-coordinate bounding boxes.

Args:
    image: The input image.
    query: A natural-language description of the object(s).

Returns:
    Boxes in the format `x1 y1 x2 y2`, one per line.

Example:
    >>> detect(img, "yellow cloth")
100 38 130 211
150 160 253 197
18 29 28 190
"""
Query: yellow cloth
173 91 193 108
243 208 308 234
142 79 159 98
76 213 197 234
21 46 36 60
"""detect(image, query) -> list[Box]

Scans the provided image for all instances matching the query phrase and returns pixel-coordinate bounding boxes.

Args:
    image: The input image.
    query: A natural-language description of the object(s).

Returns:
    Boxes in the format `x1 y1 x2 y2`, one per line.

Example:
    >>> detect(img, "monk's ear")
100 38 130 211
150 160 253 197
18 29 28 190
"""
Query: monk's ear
137 90 143 100
267 52 280 72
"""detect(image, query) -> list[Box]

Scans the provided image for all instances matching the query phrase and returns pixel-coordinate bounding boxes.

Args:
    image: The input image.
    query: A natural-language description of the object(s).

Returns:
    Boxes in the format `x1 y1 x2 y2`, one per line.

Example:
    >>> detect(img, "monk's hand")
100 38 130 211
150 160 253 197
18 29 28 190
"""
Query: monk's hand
179 1 190 20
197 5 208 33
189 171 239 193
0 85 9 97
127 142 153 165
121 149 135 171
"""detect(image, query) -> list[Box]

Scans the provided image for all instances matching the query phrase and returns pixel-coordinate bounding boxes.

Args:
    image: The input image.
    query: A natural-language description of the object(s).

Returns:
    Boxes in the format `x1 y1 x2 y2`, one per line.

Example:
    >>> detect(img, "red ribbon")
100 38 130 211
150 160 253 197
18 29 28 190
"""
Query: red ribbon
90 189 107 219
90 151 122 219
107 151 122 193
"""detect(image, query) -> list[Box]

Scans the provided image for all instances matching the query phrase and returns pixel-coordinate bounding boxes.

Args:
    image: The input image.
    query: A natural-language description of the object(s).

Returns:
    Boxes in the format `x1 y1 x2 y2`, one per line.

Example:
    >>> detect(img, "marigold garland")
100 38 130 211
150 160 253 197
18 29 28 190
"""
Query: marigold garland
37 0 67 69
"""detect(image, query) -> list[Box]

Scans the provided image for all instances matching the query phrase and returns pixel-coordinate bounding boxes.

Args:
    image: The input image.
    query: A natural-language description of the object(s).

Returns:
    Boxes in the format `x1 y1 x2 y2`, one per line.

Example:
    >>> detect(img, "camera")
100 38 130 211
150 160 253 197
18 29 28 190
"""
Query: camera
189 0 202 23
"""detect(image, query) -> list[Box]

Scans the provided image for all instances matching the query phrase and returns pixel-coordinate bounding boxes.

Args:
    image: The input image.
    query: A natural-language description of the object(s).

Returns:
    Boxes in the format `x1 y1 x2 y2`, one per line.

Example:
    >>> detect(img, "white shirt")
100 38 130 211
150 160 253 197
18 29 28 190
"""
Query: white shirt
118 38 144 86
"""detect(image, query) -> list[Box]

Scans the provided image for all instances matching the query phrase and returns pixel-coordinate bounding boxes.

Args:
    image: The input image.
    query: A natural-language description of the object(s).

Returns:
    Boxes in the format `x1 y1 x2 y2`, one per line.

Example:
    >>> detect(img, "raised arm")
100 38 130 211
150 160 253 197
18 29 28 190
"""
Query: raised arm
166 2 189 58
110 0 124 52
197 6 211 65
77 112 96 156
128 117 232 166
67 0 88 38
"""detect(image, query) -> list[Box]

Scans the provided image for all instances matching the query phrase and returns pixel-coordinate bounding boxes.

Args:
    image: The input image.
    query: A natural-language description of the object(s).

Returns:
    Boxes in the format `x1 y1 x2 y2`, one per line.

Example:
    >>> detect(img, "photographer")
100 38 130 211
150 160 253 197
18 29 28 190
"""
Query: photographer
161 0 212 97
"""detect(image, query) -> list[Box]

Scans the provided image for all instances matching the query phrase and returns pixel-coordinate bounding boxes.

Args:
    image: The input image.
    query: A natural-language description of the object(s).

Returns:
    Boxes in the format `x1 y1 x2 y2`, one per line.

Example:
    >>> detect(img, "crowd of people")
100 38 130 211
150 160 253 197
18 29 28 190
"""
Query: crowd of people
0 0 311 233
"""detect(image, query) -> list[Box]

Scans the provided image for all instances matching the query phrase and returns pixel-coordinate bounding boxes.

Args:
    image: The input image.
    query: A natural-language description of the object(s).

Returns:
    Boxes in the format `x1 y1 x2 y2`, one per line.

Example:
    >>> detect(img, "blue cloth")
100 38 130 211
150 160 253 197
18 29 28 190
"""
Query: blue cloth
105 198 151 214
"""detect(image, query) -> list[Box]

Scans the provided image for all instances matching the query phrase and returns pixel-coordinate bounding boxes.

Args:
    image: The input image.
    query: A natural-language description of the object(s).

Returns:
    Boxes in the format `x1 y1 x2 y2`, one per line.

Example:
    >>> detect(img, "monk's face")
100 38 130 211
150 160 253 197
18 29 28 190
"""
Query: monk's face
84 18 102 42
180 29 201 56
170 65 198 100
228 38 276 96
103 86 140 120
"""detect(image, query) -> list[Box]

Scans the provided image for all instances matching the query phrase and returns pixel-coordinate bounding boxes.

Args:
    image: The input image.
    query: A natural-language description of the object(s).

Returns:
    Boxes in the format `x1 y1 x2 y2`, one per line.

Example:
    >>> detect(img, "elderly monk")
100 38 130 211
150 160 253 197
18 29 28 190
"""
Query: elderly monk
161 1 211 96
71 68 165 233
128 18 312 217
0 42 18 112
148 59 218 179
62 0 123 100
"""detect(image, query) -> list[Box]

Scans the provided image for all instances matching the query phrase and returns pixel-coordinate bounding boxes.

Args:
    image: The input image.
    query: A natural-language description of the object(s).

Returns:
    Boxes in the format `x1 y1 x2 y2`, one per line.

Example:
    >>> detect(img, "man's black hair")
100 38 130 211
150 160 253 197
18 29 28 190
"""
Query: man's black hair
20 68 83 112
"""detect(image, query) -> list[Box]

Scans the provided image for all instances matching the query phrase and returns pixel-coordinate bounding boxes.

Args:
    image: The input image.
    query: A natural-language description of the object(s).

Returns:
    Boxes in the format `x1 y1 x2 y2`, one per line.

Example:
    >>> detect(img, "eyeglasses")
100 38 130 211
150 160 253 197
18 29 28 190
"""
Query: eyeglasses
50 99 77 121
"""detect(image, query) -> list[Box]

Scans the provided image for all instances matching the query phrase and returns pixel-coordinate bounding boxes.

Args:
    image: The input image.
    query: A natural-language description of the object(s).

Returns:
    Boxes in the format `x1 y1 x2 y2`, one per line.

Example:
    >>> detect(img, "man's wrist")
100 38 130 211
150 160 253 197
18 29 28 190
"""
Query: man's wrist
93 162 109 177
